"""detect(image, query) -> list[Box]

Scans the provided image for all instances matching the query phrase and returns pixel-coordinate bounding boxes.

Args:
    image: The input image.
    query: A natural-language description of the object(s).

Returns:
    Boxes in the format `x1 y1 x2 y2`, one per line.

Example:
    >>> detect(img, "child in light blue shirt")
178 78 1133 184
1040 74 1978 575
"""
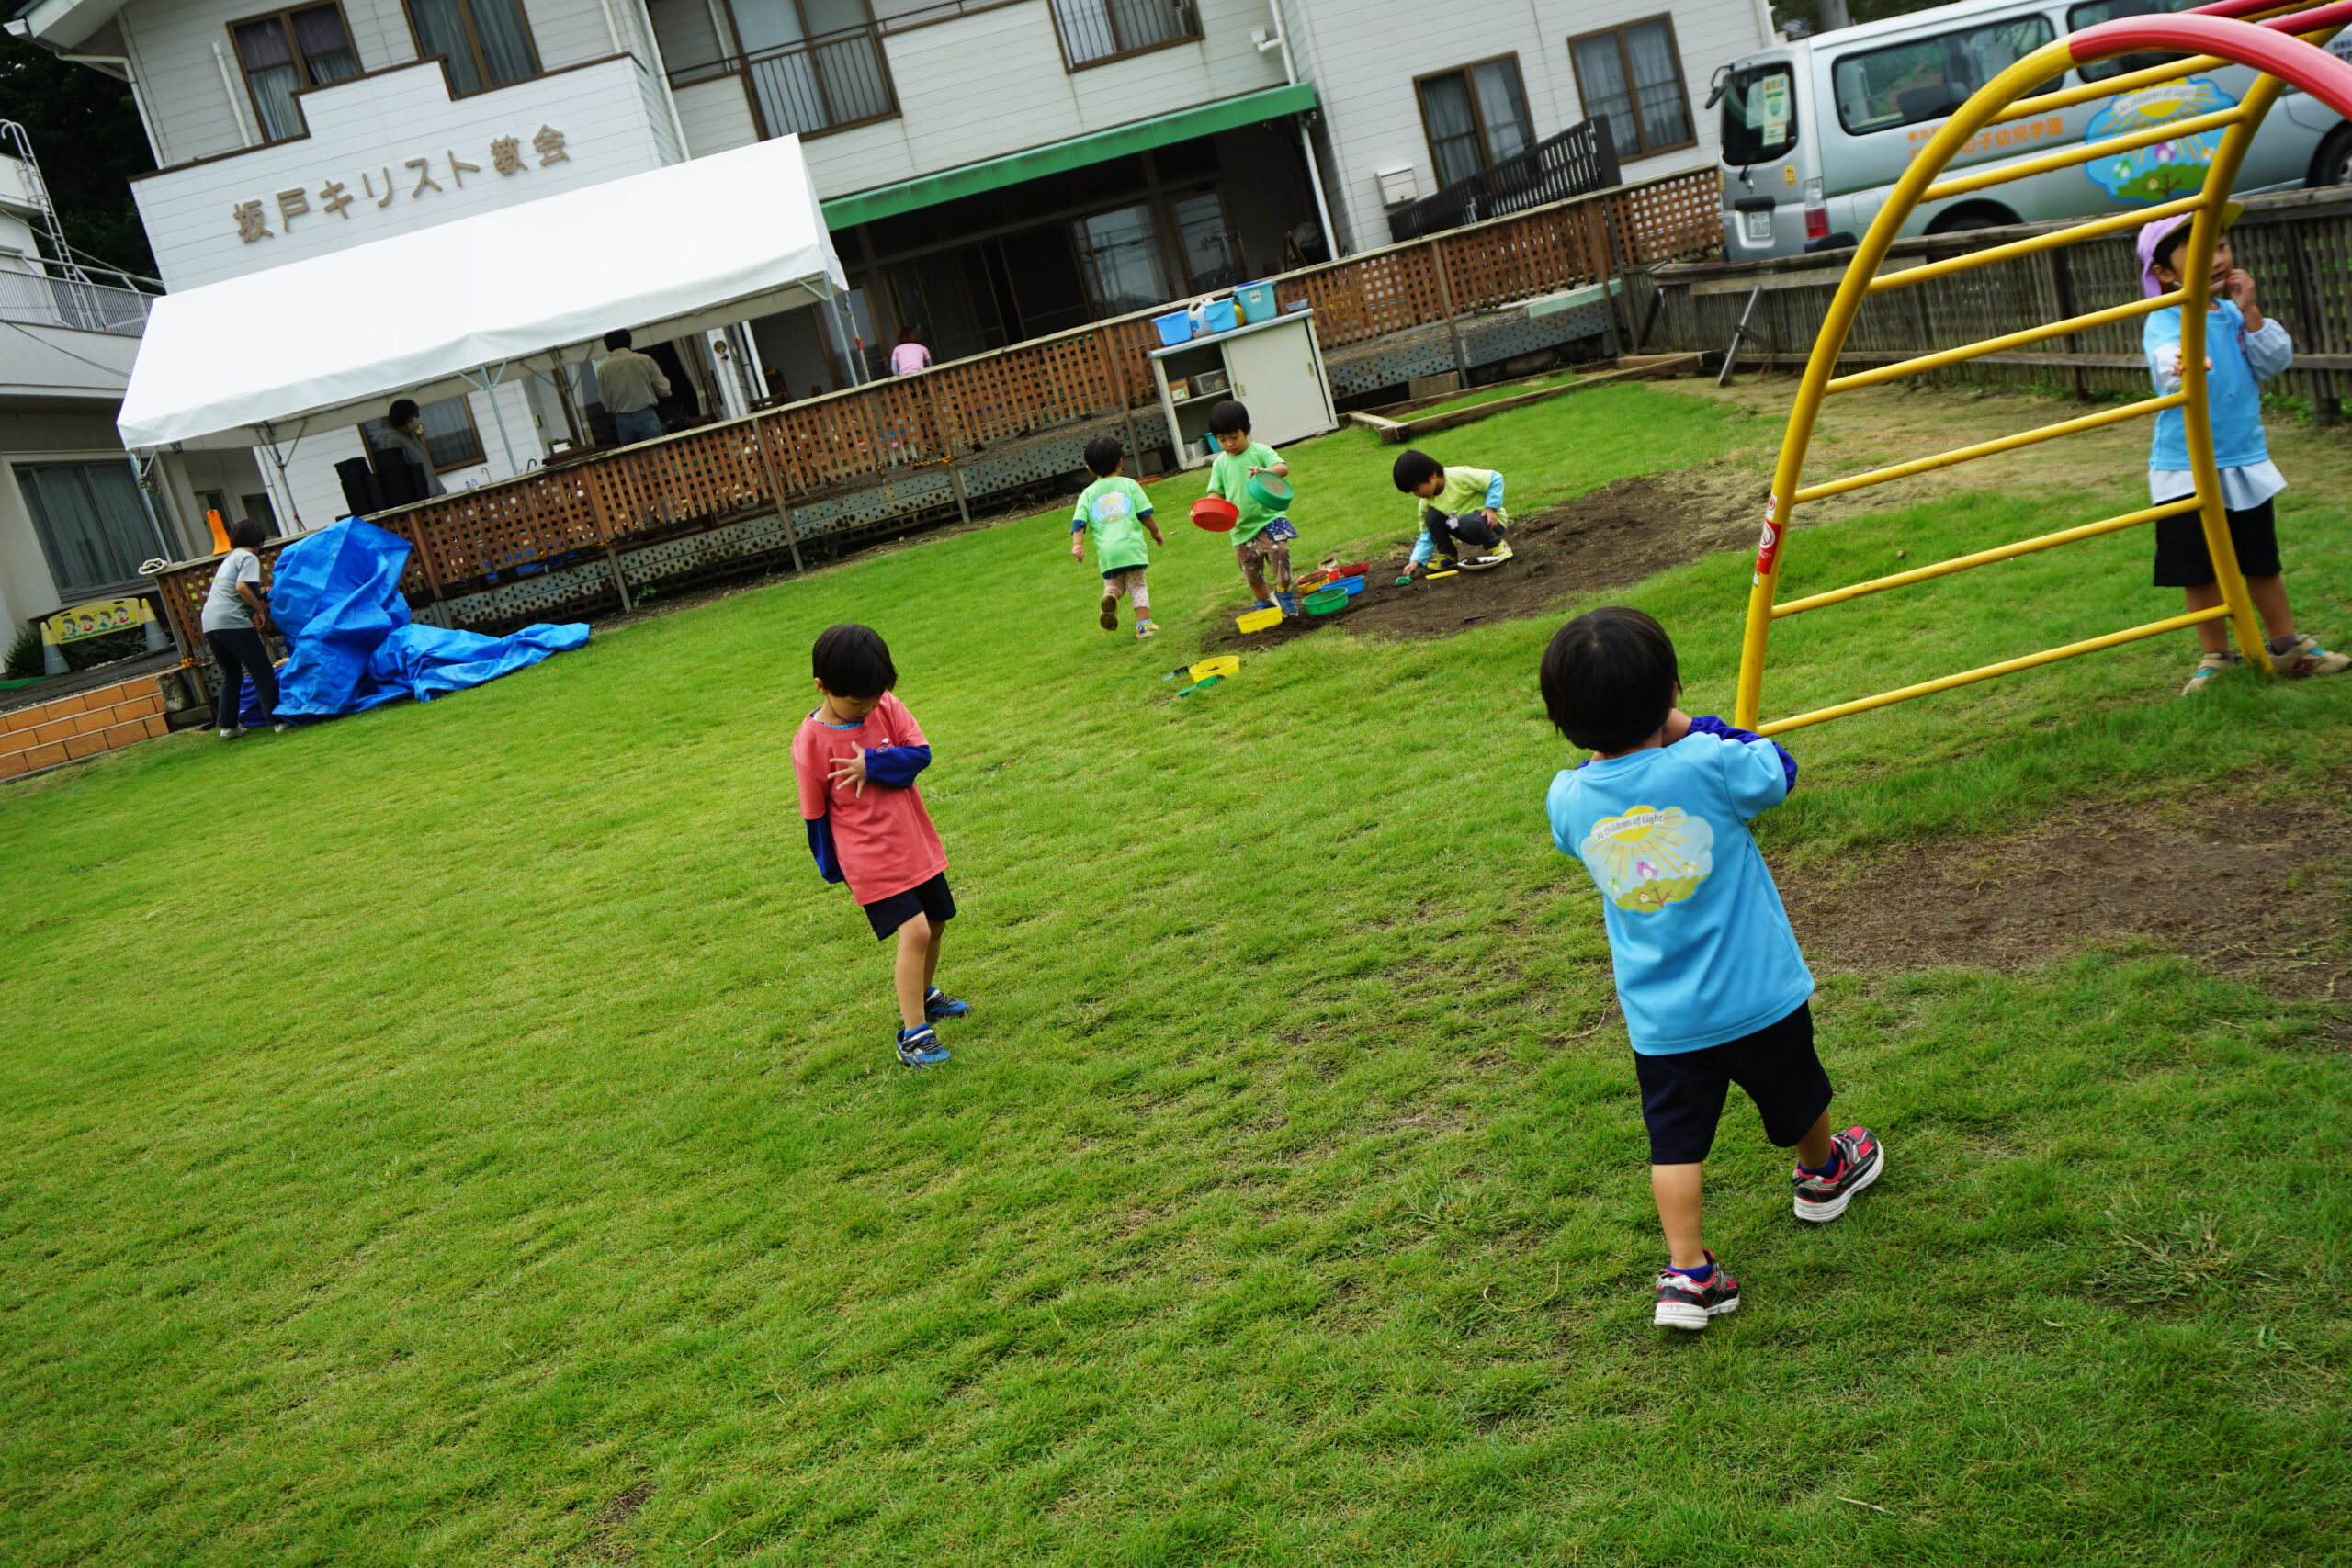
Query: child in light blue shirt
1541 606 1883 1332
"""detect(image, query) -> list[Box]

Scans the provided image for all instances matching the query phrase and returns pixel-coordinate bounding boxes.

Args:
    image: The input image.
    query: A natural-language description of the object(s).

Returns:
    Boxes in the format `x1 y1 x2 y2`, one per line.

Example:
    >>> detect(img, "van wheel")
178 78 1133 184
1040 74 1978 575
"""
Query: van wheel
1924 202 2020 234
2309 123 2352 189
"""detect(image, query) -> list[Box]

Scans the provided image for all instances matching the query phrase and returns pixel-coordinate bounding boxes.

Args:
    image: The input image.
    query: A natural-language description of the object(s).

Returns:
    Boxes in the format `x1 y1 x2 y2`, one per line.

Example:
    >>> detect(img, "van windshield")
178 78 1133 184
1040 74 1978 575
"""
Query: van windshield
1832 14 2057 134
1721 64 1798 165
2068 0 2198 83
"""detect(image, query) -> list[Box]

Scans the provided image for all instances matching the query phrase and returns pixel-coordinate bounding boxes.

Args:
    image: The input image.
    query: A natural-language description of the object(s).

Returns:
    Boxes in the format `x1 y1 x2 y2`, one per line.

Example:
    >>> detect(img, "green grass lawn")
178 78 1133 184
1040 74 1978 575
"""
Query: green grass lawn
5 384 2348 1565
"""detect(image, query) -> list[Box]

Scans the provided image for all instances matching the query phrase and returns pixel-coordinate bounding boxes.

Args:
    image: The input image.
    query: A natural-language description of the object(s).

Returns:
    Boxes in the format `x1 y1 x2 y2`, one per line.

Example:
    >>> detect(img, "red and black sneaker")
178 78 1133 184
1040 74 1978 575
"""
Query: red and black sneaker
1792 1125 1884 1223
1653 1252 1740 1331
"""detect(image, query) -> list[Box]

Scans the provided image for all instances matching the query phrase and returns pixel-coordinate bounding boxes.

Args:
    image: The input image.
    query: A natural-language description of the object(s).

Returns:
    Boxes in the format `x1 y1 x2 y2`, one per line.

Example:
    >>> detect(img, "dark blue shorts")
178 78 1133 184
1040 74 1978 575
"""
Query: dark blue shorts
1633 1002 1831 1164
863 871 956 940
2153 497 2279 587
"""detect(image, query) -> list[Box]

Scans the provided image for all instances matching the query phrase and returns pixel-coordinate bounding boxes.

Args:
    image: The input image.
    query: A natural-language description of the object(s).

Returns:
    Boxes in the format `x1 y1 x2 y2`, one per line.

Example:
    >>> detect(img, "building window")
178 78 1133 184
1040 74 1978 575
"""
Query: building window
1168 190 1239 292
727 0 897 138
14 462 155 597
1416 56 1535 189
405 0 540 96
1569 17 1695 160
1072 203 1170 317
231 6 360 141
1051 0 1200 71
361 397 486 472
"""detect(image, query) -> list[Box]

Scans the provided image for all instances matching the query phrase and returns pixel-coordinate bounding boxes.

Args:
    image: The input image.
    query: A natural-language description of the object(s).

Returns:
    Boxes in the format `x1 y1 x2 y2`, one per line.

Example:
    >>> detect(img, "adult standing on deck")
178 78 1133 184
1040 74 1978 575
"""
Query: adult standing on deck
381 400 447 499
597 329 673 445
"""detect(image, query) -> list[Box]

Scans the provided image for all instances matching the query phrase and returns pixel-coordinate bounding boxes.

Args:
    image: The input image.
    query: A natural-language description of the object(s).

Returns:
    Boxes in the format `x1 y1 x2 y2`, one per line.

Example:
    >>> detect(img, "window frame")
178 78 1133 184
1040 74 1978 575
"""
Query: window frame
1828 13 2059 135
1566 15 1698 161
12 458 161 599
1048 0 1204 74
227 3 362 144
363 396 487 475
399 0 545 100
2064 0 2195 82
1414 53 1537 190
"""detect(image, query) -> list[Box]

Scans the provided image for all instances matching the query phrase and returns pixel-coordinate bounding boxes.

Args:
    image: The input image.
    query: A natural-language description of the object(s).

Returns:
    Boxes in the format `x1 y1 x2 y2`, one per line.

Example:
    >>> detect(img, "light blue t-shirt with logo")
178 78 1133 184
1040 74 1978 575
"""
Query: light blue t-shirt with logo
1546 720 1812 1055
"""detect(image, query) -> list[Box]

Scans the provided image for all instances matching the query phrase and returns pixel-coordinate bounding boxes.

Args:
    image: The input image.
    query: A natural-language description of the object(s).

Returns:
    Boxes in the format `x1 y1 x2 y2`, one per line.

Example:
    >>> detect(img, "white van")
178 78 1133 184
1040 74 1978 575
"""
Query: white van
1713 0 2352 259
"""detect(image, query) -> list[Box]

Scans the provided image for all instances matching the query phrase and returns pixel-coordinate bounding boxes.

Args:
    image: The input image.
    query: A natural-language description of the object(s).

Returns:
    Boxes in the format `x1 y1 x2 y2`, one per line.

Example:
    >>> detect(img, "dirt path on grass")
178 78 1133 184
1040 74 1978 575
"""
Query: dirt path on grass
1781 797 2352 1000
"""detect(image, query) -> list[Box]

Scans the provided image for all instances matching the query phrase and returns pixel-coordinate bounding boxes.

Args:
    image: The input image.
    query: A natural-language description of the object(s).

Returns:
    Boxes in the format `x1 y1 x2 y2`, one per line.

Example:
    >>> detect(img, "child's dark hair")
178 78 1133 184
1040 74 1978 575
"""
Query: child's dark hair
1082 435 1125 477
228 517 267 549
1392 449 1443 492
811 623 897 700
2152 220 2216 277
1206 400 1251 436
1539 607 1679 752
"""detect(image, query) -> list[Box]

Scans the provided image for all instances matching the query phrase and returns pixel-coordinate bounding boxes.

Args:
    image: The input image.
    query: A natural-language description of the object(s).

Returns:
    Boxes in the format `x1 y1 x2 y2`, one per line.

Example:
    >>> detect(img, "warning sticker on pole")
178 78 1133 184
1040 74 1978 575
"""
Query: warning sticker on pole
1752 496 1781 582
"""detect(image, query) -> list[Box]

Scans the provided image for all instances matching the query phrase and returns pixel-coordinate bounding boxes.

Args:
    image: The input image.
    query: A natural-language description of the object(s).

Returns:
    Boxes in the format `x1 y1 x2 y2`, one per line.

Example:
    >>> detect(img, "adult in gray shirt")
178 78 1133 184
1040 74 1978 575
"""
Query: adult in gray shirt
199 517 290 739
597 329 673 445
381 399 447 498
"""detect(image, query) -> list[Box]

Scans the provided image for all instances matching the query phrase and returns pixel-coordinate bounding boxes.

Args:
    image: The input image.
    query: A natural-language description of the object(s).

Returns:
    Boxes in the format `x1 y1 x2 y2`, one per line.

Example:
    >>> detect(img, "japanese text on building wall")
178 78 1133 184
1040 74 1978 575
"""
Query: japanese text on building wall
231 126 569 243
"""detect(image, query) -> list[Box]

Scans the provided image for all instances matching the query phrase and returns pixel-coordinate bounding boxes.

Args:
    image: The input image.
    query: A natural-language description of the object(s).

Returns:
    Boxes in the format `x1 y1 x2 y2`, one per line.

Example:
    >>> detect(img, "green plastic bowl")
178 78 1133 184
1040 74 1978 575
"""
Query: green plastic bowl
1304 585 1349 615
1247 471 1294 511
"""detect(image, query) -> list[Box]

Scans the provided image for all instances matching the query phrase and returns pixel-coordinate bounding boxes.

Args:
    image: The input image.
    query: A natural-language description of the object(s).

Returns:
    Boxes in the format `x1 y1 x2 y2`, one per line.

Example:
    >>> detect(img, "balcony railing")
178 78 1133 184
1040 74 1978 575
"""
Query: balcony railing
1388 118 1623 243
0 267 153 336
673 23 899 141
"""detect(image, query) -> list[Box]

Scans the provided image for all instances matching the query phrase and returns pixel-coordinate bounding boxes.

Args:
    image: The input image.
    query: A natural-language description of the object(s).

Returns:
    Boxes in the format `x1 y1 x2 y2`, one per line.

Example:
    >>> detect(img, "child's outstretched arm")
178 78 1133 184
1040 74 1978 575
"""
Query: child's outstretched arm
862 744 932 788
1070 500 1089 560
1686 713 1799 799
1480 469 1504 525
795 746 844 883
1141 508 1162 545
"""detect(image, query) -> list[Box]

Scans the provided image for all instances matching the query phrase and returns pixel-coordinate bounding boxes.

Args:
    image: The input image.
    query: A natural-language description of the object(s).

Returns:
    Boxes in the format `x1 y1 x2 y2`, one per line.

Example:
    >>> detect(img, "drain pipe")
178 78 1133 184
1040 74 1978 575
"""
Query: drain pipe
1257 0 1339 259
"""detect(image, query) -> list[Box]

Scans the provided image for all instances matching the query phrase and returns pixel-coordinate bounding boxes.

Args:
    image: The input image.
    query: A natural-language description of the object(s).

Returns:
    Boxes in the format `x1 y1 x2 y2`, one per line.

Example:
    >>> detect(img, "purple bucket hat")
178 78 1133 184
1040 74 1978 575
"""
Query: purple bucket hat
2136 201 2245 298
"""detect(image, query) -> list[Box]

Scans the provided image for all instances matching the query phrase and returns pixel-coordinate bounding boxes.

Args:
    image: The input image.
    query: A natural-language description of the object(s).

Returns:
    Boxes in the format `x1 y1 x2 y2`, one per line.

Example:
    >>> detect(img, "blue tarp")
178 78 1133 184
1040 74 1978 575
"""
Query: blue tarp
263 519 588 720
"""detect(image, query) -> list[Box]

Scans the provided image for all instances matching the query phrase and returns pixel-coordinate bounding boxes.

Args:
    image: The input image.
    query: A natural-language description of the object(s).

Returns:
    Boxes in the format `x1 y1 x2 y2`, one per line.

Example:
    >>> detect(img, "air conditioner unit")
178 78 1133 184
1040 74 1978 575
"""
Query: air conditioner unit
1376 165 1419 207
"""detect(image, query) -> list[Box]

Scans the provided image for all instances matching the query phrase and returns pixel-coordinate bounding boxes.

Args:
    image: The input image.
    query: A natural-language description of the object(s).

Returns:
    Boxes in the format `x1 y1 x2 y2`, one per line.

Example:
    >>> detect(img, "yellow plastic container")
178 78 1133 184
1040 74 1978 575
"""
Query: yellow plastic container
1190 656 1239 681
1236 608 1283 634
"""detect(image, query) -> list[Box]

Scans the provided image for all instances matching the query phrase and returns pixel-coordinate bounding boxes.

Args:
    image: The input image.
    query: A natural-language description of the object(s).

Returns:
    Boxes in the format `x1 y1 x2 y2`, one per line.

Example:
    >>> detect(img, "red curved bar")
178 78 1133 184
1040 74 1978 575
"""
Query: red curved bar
2069 13 2352 118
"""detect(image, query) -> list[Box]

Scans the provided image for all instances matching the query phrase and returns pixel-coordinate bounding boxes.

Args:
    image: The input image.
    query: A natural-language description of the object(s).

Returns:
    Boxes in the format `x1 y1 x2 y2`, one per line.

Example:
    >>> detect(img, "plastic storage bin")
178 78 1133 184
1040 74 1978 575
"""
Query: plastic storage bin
1197 297 1238 335
1152 310 1193 346
1234 281 1278 324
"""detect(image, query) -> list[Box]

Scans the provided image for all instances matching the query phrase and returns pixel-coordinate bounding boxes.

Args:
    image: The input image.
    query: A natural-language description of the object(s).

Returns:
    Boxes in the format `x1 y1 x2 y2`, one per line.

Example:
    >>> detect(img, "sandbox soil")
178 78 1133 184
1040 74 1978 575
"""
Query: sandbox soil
1781 797 2352 1001
1209 470 1762 650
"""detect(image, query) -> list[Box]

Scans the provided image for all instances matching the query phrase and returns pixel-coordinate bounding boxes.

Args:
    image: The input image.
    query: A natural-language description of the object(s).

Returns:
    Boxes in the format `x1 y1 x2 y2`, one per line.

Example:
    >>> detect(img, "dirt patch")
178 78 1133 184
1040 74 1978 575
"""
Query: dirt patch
581 1481 655 1562
1781 799 2352 999
1207 470 1761 650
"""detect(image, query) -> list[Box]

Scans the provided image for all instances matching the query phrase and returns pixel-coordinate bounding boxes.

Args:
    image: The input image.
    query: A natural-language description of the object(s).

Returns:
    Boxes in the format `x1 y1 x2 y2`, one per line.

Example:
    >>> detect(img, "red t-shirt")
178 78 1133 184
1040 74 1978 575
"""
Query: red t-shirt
792 692 947 904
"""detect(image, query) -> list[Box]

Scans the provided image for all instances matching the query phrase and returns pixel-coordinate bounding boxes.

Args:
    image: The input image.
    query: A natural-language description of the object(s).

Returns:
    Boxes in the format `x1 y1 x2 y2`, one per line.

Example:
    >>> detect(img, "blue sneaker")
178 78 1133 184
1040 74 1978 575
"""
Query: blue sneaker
1252 599 1276 612
924 985 971 1020
896 1024 951 1067
1276 591 1301 617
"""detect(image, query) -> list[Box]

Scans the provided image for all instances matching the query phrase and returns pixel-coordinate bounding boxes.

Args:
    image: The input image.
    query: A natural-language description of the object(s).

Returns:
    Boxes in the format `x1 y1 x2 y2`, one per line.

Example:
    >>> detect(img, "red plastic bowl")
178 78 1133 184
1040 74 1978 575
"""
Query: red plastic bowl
1191 496 1239 533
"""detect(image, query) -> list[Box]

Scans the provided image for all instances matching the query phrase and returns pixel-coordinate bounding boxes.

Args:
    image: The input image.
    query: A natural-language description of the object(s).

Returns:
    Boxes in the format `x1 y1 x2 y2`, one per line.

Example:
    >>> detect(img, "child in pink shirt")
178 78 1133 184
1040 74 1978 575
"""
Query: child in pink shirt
792 624 968 1067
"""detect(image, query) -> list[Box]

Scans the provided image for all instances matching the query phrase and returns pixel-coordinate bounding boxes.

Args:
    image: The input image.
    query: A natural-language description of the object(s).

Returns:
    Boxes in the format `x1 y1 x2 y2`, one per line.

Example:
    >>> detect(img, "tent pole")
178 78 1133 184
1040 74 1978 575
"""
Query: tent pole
471 363 525 474
258 420 304 530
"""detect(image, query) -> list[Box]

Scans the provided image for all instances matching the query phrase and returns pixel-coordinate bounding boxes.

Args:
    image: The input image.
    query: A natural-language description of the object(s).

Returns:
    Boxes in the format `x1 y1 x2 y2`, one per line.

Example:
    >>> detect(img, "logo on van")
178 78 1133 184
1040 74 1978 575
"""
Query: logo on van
2083 77 2237 205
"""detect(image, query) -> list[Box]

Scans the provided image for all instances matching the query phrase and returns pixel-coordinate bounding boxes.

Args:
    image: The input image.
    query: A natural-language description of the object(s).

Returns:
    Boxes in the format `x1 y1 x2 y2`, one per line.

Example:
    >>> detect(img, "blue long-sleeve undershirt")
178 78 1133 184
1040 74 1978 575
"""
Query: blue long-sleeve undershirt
1685 714 1797 795
804 745 933 880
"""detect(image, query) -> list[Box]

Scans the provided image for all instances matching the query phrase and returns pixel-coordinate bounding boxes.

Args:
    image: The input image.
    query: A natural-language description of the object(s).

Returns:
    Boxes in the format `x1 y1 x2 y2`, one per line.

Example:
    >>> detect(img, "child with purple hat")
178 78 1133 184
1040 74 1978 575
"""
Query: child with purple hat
2138 207 2348 694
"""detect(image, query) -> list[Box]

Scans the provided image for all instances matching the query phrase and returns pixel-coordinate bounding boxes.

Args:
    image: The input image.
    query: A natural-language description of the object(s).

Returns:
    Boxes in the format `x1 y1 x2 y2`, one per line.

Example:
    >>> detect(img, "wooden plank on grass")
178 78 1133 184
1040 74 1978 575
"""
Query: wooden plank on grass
1350 354 1701 442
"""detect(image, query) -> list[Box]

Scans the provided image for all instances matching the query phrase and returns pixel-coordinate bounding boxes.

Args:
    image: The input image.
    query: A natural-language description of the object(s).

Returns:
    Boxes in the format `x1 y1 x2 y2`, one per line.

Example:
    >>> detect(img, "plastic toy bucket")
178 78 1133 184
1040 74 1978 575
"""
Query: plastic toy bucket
1153 310 1193 347
1234 282 1278 324
1191 495 1239 532
1190 656 1239 682
1246 471 1293 511
1199 297 1239 334
1304 586 1349 615
1332 574 1365 597
1236 607 1283 634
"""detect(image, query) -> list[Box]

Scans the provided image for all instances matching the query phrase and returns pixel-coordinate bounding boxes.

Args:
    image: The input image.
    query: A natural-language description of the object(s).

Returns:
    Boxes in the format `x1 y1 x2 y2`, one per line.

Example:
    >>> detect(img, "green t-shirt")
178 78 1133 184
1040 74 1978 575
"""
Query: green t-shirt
1206 442 1285 543
1072 475 1155 572
1416 466 1506 529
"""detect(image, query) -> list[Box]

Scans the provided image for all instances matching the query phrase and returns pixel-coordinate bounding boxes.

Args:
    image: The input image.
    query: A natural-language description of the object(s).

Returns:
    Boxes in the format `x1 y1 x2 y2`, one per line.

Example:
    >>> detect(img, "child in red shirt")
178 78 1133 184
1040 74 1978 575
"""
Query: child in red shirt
792 624 968 1067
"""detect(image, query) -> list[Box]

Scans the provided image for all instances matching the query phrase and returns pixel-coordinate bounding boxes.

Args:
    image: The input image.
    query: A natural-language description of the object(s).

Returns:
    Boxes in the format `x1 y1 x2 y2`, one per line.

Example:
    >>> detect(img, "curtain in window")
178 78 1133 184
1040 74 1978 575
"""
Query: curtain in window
468 0 537 86
1626 21 1690 152
17 464 153 596
1053 0 1119 64
411 0 483 93
1419 73 1483 187
1473 60 1533 164
292 6 358 83
233 19 305 141
1572 35 1638 159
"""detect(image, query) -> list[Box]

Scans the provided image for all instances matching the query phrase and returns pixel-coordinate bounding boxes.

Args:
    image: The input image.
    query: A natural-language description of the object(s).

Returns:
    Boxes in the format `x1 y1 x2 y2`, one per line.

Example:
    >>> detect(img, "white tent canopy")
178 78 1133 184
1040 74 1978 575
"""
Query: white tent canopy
117 136 845 453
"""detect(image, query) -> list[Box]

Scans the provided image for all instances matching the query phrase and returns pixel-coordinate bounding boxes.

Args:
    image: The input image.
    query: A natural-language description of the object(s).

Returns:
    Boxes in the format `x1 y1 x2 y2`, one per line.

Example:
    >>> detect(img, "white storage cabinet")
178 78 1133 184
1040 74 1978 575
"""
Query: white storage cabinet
1148 310 1336 470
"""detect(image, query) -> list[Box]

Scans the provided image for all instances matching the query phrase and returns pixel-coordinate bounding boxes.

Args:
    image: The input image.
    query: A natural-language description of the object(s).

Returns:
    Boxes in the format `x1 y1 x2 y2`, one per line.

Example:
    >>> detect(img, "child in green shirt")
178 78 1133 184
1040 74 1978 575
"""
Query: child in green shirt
1070 436 1164 640
1393 448 1510 574
1204 400 1299 616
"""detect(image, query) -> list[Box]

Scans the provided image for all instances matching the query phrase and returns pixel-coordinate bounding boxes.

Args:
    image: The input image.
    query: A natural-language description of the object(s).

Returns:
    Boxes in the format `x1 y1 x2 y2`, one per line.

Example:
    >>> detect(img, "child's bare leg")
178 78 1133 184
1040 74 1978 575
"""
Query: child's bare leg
2183 584 2232 655
2246 575 2294 642
1792 1111 1836 1170
1238 547 1269 601
1651 1163 1705 1270
923 919 944 993
893 913 933 1031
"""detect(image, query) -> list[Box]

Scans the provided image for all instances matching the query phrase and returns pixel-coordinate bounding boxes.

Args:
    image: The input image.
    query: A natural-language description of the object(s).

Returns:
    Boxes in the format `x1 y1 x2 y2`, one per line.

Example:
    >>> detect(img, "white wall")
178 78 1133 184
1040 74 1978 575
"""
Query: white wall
1283 0 1768 252
130 54 678 290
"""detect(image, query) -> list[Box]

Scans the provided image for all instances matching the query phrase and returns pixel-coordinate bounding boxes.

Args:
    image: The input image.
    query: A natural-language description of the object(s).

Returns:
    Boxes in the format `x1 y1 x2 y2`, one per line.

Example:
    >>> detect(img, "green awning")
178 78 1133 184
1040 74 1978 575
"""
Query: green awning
820 82 1317 231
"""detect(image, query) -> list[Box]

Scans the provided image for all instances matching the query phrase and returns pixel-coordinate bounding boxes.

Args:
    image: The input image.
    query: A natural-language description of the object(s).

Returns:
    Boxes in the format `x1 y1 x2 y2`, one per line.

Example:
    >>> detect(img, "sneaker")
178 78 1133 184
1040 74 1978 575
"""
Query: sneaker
217 726 248 740
2268 633 2352 678
896 1024 951 1067
1099 592 1119 632
1792 1126 1884 1223
1484 541 1514 562
1437 557 1463 572
272 722 294 735
1252 599 1277 612
923 985 971 1021
1275 591 1300 617
1653 1252 1740 1330
2182 649 2242 695
1135 618 1159 640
